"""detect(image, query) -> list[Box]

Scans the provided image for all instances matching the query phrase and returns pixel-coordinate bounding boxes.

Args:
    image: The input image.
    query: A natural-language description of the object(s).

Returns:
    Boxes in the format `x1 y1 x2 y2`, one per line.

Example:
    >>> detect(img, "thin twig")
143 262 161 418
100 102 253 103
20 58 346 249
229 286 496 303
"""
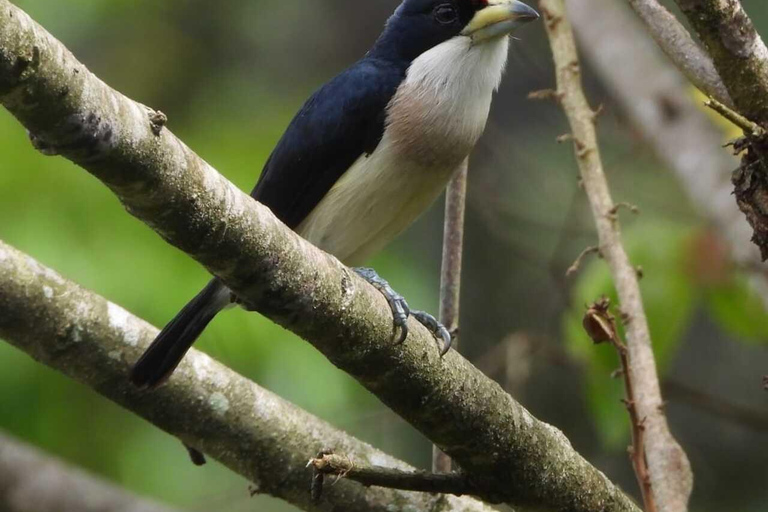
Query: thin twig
704 98 766 138
566 246 600 277
583 299 656 512
309 453 473 499
433 159 468 473
539 1 693 510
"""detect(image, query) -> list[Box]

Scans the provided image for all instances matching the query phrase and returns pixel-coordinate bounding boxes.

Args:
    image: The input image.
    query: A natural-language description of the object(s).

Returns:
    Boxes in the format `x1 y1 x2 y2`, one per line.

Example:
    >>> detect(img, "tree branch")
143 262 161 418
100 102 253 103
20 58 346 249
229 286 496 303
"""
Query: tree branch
582 300 657 512
433 159 468 474
0 2 640 510
310 452 473 498
0 240 492 512
539 1 694 511
0 431 180 512
626 0 733 106
673 0 768 125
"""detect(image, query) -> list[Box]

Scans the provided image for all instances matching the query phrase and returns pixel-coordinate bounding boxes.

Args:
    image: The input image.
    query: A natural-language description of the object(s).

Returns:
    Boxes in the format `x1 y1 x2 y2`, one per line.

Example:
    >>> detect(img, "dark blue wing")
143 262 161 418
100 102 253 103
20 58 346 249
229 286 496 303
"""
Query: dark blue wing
250 58 406 229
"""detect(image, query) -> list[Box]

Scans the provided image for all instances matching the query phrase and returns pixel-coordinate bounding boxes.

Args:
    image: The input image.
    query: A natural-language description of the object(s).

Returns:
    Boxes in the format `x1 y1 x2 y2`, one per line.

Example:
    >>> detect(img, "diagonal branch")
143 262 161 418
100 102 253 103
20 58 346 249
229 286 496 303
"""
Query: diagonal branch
0 240 493 512
539 1 693 511
0 2 639 510
0 431 180 512
672 0 768 126
626 0 732 106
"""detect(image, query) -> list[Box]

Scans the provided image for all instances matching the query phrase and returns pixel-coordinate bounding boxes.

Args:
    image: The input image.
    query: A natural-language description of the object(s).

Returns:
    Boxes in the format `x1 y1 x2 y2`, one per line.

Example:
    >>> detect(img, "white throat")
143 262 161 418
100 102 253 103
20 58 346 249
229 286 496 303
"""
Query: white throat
404 35 510 97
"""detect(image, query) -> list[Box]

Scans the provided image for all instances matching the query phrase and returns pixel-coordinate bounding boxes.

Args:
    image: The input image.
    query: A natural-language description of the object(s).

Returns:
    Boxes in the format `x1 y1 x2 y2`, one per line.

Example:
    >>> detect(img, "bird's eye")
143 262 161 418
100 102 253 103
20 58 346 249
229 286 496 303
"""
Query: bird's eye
433 4 458 25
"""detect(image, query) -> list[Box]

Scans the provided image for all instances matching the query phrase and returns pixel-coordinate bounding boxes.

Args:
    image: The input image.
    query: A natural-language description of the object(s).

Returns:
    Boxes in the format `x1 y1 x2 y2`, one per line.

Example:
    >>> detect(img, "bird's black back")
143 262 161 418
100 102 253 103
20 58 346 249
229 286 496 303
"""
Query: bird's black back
250 58 406 229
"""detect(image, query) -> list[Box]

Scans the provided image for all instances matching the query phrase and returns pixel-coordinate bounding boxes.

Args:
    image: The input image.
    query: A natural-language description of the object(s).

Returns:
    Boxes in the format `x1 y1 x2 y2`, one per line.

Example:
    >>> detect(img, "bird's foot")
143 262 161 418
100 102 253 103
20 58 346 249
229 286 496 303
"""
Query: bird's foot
353 267 452 355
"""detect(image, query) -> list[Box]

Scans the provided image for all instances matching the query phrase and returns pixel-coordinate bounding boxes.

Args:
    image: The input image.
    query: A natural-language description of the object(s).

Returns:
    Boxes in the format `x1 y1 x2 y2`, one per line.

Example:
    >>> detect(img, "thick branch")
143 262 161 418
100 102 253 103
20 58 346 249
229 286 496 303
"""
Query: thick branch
0 2 639 510
0 240 492 512
539 1 693 511
0 431 179 512
673 0 768 125
627 0 732 106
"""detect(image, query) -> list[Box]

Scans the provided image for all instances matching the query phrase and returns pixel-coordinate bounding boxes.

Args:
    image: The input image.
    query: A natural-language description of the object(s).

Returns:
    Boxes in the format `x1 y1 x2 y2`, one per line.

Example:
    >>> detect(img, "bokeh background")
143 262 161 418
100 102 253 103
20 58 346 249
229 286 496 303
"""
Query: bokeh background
1 0 767 510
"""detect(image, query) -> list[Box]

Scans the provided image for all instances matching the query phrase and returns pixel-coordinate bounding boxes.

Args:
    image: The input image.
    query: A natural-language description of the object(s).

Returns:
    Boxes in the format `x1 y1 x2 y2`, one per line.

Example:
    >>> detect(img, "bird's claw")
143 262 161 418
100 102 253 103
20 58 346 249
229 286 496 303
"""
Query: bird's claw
412 310 452 356
354 267 452 355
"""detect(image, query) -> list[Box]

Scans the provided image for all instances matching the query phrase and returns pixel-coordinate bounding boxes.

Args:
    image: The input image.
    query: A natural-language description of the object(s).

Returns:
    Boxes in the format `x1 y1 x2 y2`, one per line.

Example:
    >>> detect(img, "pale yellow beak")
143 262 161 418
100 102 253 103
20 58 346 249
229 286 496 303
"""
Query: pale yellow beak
461 0 539 43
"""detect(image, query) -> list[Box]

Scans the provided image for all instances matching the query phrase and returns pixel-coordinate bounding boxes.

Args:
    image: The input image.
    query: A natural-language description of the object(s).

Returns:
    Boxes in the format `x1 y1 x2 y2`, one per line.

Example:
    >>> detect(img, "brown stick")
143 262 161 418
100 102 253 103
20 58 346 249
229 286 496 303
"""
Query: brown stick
433 159 468 474
583 300 656 512
539 1 693 510
310 453 473 498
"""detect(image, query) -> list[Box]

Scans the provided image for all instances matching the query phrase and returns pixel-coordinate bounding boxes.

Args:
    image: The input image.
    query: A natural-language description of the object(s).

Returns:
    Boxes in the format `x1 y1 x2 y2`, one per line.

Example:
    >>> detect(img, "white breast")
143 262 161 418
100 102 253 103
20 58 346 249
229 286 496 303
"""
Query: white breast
297 36 509 266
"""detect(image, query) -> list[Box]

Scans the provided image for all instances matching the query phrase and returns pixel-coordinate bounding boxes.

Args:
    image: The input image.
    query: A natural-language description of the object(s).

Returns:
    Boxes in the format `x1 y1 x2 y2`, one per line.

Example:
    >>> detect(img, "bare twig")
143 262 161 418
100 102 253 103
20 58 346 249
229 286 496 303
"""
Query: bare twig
0 431 179 512
704 98 766 138
583 299 656 512
433 159 469 473
626 0 732 106
309 453 473 498
539 1 693 510
566 246 600 277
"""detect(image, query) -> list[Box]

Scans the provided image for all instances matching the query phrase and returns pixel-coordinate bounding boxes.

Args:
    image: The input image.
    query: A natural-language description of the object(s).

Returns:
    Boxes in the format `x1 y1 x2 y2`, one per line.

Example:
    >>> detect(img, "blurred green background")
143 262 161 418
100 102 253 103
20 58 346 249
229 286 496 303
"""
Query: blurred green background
1 0 767 510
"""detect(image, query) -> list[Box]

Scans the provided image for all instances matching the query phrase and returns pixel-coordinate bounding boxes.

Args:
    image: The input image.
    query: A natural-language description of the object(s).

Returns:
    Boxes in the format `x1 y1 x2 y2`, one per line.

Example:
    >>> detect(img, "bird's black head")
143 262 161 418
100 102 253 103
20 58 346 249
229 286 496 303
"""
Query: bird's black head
369 0 538 63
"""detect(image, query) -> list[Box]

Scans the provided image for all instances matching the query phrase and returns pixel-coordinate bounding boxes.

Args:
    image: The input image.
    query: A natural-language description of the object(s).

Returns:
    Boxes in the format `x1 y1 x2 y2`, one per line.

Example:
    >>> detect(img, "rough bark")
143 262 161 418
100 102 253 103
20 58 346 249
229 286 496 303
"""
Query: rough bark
0 240 493 512
674 0 768 125
0 2 640 510
0 432 179 512
539 1 694 511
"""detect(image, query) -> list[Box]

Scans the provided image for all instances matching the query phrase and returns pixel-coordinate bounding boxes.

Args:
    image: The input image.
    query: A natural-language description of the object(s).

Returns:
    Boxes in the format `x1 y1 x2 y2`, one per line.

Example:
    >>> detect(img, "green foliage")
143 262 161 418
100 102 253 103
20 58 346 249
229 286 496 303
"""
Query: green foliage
563 221 696 449
705 276 768 344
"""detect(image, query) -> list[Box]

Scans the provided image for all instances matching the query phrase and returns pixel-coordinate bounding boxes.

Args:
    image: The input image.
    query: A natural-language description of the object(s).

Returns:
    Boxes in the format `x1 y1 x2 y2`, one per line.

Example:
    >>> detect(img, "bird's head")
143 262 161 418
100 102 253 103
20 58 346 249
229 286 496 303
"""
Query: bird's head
372 0 539 62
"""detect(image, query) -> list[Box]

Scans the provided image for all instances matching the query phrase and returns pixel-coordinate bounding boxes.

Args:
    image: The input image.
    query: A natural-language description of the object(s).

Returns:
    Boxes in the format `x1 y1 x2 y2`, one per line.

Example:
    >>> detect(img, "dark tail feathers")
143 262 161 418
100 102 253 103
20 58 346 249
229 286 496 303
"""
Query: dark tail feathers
130 279 228 389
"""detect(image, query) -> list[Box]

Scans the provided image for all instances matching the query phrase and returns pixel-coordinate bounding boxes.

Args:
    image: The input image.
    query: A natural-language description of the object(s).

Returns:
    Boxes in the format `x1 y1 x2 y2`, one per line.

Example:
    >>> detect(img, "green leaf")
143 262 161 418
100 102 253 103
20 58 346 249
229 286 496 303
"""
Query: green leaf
706 276 768 344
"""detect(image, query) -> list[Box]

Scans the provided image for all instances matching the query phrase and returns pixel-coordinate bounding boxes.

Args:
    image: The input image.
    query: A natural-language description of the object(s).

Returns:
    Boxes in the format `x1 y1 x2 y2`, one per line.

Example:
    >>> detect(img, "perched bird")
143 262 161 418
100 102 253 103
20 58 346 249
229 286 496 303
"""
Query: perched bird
130 0 539 389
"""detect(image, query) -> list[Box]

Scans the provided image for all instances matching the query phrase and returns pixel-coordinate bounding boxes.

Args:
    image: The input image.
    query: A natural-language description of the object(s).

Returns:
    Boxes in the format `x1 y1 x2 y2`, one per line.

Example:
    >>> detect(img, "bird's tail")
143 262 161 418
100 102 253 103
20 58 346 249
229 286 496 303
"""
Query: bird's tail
130 279 231 389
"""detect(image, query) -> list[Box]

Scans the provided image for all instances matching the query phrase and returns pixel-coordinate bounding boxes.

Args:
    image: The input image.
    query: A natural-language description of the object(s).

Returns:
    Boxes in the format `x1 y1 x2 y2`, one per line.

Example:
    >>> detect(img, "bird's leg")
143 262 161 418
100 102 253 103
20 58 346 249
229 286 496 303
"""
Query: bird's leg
353 268 452 355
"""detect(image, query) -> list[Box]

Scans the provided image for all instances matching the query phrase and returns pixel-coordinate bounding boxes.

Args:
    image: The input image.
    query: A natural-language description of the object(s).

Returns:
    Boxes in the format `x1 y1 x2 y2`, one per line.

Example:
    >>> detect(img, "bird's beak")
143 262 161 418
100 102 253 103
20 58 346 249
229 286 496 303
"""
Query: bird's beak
461 0 539 43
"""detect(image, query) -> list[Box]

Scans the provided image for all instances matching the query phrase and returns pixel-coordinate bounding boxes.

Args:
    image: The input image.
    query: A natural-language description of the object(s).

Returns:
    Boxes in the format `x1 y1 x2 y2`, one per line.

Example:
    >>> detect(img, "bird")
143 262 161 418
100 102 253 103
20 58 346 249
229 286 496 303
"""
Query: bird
130 0 539 389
